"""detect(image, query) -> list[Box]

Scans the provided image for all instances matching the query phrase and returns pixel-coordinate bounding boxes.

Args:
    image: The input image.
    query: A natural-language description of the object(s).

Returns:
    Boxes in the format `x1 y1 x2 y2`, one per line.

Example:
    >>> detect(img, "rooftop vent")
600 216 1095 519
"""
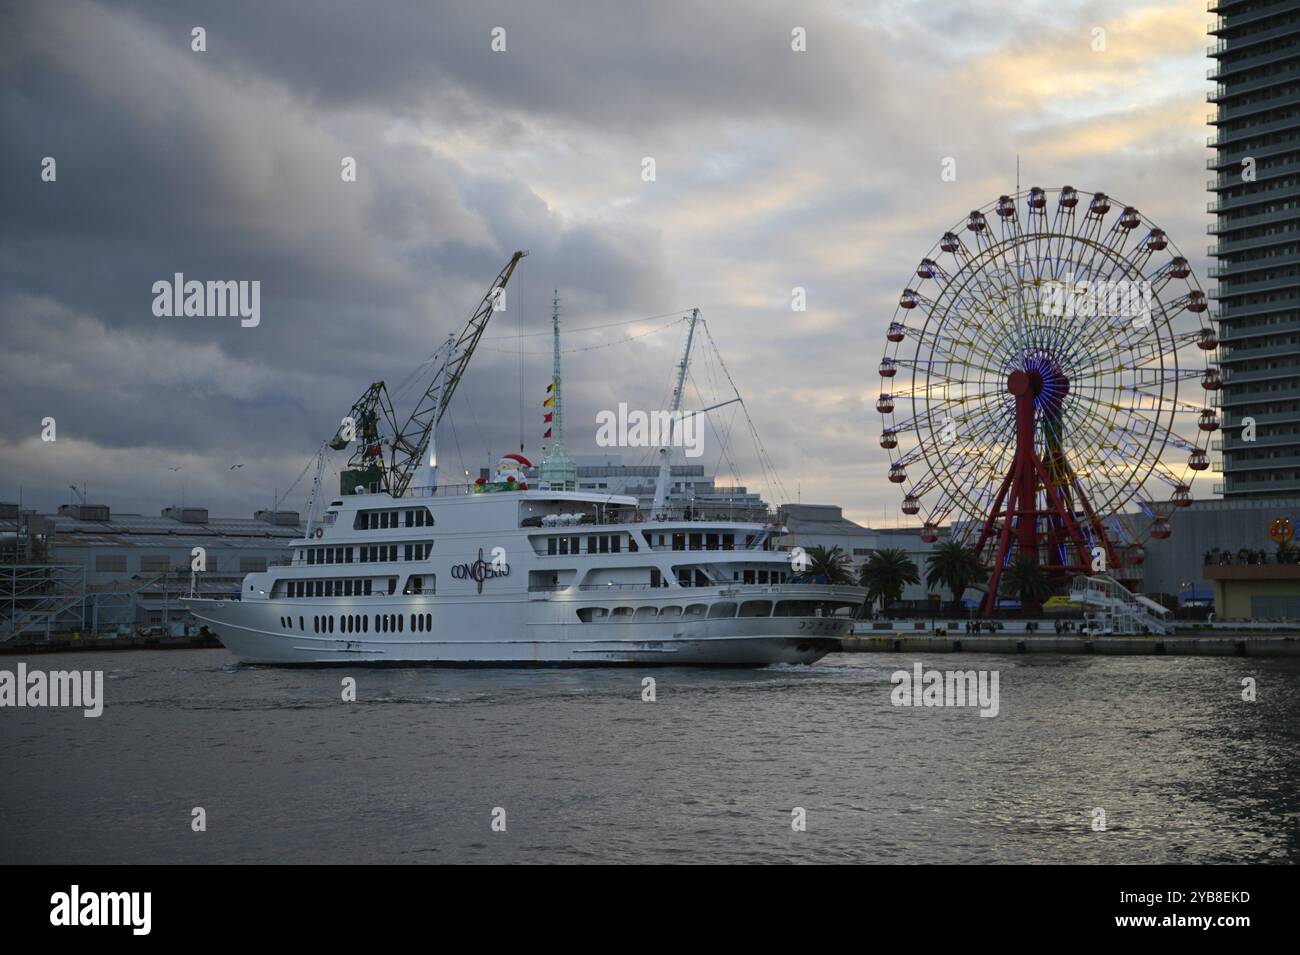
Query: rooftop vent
162 506 209 524
58 503 111 522
255 509 301 526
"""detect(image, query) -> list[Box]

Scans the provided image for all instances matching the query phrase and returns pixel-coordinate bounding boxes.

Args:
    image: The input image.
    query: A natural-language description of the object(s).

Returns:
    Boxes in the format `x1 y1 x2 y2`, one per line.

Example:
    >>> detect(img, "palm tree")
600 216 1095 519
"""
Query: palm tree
924 541 988 611
802 544 855 585
859 548 920 614
999 557 1055 611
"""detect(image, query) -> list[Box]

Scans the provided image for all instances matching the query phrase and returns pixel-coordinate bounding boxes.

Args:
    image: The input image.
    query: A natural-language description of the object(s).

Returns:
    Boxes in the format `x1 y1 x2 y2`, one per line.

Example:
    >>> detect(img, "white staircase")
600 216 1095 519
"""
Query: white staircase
1068 575 1173 635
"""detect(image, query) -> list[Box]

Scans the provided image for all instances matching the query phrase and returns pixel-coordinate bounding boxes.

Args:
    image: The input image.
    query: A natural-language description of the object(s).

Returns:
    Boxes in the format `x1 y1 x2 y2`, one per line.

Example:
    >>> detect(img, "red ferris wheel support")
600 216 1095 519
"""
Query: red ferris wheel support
973 369 1118 615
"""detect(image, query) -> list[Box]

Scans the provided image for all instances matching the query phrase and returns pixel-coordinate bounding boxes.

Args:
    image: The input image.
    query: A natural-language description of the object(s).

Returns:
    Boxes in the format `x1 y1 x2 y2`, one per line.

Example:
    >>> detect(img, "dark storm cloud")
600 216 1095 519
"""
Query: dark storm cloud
0 0 684 513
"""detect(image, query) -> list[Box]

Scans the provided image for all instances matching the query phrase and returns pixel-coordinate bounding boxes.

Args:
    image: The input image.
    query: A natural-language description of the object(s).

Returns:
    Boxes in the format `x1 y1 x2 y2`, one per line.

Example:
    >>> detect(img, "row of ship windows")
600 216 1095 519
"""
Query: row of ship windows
282 576 433 597
650 532 738 550
353 508 434 530
277 613 434 634
288 578 376 597
575 599 855 622
304 543 432 565
548 534 626 555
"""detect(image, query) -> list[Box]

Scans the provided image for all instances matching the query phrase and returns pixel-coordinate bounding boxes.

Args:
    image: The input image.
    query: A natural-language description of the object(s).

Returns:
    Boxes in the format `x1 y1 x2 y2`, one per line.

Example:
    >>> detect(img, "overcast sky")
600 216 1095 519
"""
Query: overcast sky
0 0 1213 525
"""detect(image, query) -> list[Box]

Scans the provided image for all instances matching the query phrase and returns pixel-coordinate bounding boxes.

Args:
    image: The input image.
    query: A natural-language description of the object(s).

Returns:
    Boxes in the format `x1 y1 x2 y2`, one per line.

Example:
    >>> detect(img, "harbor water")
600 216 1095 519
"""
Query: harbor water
2 649 1297 864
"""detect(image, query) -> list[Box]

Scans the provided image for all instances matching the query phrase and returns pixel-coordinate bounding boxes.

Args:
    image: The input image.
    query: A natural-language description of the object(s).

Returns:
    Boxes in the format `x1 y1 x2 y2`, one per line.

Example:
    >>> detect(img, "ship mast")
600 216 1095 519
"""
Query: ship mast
651 308 699 517
539 290 577 490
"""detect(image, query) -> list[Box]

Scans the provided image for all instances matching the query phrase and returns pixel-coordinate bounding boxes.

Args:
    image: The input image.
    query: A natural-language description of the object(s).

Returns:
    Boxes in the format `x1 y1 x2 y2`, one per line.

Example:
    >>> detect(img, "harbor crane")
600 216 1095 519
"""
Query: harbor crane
323 250 527 500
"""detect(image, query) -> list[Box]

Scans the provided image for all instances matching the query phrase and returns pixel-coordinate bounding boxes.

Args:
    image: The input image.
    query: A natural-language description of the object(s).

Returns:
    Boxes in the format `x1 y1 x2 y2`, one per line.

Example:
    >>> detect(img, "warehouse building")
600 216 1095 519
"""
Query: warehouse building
0 501 301 642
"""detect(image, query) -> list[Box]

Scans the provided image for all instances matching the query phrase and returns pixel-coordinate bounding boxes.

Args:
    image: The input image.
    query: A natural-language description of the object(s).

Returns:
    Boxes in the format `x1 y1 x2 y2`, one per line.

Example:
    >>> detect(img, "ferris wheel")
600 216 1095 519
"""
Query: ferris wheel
876 186 1220 609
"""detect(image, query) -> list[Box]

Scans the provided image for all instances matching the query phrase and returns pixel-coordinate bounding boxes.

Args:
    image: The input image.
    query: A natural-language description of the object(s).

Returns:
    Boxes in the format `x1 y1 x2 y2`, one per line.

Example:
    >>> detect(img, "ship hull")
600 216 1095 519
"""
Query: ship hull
184 597 847 667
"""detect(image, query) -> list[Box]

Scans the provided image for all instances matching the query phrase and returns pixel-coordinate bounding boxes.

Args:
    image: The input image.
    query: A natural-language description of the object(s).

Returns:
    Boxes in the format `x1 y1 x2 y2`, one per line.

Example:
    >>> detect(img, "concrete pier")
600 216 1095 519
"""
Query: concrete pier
838 633 1300 657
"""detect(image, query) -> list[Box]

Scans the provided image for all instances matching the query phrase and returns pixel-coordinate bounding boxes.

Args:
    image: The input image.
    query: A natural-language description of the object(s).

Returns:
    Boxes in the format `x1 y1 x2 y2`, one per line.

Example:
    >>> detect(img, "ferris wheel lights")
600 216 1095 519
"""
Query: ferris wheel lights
1119 206 1140 229
899 289 920 309
901 493 920 515
888 464 907 484
1146 228 1168 251
995 195 1015 218
1186 290 1208 313
1168 257 1191 278
887 322 906 342
879 358 898 378
1197 328 1219 350
1188 449 1210 471
1088 192 1111 216
1058 186 1079 207
1027 186 1047 209
880 429 899 449
1201 367 1222 391
876 394 895 414
966 211 987 232
1198 409 1220 432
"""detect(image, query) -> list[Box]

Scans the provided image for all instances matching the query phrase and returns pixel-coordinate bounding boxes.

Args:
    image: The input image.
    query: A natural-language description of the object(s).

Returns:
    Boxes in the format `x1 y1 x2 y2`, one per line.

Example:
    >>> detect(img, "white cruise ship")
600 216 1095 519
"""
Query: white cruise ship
184 252 864 665
184 463 863 666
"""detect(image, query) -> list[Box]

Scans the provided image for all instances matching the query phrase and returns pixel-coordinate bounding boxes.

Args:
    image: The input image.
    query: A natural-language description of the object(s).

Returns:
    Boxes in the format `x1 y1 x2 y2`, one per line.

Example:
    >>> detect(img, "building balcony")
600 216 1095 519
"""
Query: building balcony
1204 562 1300 581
